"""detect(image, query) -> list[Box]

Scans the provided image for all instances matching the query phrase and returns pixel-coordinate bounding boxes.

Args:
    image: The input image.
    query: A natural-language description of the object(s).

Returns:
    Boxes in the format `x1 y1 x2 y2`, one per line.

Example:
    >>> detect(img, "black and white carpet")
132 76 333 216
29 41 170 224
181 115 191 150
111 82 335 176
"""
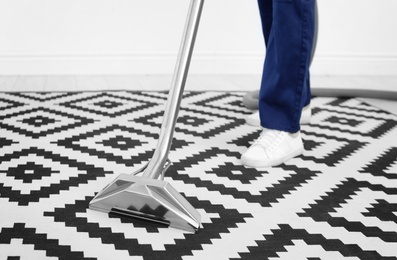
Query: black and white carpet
0 91 396 260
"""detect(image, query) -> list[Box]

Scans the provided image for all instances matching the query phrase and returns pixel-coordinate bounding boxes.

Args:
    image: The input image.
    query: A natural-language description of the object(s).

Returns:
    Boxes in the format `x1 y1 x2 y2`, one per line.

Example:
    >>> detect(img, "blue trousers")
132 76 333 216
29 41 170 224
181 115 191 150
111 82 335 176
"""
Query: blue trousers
257 0 315 133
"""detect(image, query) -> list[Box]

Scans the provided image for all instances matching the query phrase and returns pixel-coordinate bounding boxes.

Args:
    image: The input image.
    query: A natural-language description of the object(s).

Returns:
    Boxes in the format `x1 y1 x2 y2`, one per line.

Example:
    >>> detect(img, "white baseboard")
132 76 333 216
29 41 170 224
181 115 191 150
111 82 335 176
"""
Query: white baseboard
0 53 396 75
0 53 180 75
0 53 266 75
311 54 397 76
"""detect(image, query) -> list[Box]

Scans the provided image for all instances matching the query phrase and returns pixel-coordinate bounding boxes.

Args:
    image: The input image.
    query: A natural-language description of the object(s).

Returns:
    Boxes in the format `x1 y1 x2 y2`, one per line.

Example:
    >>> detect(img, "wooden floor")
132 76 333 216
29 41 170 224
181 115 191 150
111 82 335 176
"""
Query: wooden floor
1 74 396 115
0 75 261 92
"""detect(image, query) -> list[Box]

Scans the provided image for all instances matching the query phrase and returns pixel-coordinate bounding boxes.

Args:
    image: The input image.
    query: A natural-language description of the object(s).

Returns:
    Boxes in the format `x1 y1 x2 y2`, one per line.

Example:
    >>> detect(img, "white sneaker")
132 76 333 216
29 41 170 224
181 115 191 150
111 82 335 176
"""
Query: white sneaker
241 128 304 168
246 105 311 127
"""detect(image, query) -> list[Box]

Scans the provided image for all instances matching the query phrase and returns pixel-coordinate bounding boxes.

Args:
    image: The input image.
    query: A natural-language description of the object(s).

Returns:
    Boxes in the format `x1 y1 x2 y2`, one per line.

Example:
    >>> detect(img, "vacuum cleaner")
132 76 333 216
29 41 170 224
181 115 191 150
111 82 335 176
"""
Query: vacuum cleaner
89 0 204 233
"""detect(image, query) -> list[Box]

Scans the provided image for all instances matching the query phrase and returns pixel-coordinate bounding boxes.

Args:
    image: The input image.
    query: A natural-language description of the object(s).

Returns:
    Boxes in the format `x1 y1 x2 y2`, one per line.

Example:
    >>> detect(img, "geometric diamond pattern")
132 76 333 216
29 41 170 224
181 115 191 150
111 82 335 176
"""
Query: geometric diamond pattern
54 125 160 167
0 107 95 138
1 91 396 260
0 137 16 148
6 92 80 102
0 96 25 111
360 147 397 179
2 161 59 183
59 92 158 117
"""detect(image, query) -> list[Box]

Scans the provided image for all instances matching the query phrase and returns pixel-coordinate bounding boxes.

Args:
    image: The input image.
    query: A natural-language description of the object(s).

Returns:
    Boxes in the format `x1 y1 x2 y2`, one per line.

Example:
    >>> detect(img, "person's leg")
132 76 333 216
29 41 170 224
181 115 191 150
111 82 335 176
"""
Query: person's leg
241 0 315 168
303 71 311 108
257 0 273 46
259 0 315 133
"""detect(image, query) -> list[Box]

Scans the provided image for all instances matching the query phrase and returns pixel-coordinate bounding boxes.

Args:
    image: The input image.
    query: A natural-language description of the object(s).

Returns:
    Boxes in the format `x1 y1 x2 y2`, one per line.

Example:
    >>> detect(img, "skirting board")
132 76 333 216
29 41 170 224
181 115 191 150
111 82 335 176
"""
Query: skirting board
310 54 397 76
0 53 263 75
0 53 396 75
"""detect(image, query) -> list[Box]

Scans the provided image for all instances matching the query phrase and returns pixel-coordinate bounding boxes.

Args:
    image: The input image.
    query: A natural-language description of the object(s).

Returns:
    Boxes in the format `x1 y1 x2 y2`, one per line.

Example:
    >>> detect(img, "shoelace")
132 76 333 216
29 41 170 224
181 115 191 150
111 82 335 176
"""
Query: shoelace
254 129 283 150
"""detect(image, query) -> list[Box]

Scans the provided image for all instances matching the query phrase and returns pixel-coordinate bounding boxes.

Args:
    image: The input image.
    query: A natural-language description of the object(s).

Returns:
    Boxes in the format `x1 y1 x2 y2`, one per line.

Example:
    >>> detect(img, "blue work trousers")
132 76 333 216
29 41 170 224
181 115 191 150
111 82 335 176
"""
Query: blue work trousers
257 0 315 133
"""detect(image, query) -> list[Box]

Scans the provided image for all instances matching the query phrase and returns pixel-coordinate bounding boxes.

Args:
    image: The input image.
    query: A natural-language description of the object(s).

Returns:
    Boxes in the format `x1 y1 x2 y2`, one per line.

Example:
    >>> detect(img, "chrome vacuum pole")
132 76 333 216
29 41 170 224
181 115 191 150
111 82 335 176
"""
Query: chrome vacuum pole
89 0 204 232
143 0 204 180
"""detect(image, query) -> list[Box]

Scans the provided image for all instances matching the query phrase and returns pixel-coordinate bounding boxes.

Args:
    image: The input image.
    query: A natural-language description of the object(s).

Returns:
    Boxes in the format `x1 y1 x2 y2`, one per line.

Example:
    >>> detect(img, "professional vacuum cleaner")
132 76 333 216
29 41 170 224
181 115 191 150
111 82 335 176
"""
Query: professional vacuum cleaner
89 0 204 233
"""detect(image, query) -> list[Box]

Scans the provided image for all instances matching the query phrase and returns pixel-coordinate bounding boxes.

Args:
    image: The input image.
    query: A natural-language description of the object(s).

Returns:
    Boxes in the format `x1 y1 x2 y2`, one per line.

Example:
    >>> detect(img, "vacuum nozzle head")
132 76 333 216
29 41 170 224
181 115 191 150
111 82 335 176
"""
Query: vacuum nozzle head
89 173 201 233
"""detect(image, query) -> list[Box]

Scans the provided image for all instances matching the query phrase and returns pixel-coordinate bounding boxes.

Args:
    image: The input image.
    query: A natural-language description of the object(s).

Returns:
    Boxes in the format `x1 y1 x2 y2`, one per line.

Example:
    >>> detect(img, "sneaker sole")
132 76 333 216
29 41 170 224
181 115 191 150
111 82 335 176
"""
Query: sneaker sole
241 146 304 168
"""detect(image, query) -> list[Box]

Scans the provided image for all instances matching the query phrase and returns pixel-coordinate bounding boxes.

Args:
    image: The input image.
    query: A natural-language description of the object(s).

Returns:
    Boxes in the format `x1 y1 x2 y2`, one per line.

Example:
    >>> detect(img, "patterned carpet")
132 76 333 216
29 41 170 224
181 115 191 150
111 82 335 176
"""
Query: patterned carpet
0 91 396 260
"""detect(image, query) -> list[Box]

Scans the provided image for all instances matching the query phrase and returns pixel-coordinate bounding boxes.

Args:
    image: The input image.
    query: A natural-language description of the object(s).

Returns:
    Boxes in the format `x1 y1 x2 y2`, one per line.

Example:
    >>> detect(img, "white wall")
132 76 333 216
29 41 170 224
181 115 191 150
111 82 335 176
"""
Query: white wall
0 0 396 75
312 0 397 76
